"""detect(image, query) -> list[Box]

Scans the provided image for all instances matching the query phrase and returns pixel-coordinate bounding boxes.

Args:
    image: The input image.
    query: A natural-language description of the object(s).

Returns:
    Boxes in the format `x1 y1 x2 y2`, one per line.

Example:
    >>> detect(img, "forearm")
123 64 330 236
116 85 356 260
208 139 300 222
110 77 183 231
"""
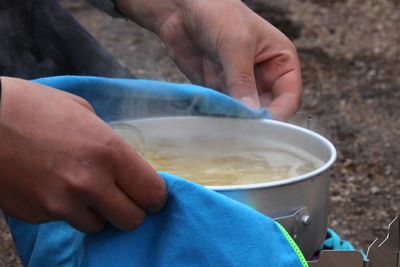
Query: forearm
86 0 177 34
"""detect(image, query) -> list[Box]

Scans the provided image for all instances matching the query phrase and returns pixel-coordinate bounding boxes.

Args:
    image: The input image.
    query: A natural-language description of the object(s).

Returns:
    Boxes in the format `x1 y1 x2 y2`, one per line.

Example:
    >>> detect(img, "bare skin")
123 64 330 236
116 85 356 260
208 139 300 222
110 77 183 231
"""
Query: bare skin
0 77 167 233
117 0 302 120
0 0 301 233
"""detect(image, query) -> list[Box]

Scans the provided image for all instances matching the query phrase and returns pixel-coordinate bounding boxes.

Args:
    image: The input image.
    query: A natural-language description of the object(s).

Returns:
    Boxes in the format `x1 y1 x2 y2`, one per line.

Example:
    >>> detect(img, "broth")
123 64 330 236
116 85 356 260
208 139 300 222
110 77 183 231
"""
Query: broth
112 123 324 186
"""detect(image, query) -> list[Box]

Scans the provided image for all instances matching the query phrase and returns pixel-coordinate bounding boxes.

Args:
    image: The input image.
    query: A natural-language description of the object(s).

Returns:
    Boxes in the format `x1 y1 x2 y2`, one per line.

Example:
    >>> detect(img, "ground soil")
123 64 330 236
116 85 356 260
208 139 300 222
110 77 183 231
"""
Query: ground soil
1 0 399 265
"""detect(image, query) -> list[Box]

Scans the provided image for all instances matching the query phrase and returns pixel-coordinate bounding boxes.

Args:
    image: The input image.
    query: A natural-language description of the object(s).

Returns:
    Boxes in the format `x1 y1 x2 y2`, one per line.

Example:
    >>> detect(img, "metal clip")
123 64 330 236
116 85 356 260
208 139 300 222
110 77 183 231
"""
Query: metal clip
288 112 312 130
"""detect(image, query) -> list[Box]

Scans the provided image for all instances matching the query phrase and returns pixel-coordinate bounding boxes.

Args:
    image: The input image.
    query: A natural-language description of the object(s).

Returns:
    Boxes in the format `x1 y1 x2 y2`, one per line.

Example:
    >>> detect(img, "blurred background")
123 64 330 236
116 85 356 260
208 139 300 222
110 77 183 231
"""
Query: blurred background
0 0 399 265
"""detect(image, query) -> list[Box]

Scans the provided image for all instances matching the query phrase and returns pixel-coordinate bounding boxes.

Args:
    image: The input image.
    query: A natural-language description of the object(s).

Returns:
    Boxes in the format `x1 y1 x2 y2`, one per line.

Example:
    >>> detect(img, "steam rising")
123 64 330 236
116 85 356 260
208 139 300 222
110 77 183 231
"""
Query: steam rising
111 118 326 186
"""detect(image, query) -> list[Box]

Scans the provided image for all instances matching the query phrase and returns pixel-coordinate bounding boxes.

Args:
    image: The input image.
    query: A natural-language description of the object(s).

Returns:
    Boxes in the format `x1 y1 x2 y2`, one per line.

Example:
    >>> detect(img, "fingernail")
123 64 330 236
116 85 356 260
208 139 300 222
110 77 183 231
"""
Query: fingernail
240 96 259 109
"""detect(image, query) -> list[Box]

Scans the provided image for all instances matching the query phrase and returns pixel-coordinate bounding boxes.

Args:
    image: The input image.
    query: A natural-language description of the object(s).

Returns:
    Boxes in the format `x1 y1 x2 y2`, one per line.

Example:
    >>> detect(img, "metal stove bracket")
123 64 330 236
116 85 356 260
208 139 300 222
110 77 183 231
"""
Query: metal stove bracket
308 250 365 267
274 207 310 240
366 216 400 267
307 216 400 267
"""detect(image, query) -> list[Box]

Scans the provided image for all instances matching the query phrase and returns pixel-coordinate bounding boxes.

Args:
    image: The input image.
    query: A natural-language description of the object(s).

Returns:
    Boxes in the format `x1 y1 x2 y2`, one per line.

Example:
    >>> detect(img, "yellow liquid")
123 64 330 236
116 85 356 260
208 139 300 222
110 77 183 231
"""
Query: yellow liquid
112 124 323 186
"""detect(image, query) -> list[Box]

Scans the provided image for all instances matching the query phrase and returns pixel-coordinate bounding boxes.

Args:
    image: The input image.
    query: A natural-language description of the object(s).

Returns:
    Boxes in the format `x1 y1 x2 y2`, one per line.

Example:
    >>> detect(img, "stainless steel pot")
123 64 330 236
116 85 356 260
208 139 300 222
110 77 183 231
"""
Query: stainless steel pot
110 117 336 258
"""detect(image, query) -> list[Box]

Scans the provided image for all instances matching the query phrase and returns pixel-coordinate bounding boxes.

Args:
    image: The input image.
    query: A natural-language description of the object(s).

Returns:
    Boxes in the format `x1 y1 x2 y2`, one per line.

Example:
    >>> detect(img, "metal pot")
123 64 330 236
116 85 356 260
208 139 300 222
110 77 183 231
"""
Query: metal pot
110 116 336 258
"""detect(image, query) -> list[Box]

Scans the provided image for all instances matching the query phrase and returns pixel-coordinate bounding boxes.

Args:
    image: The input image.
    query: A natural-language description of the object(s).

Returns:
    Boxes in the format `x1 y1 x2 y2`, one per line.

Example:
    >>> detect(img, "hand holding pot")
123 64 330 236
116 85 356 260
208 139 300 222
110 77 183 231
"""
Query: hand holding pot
116 0 302 120
0 77 167 232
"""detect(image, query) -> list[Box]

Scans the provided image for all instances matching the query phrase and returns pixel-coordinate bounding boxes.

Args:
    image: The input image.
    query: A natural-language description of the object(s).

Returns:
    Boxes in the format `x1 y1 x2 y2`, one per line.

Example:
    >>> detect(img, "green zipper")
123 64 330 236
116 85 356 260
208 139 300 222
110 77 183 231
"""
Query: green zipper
277 222 309 267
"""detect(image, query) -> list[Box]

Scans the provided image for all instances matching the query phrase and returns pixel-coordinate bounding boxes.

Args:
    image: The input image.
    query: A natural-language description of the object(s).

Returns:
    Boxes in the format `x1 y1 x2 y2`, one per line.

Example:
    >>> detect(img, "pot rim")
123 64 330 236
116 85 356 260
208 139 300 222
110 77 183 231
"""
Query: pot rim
111 116 337 190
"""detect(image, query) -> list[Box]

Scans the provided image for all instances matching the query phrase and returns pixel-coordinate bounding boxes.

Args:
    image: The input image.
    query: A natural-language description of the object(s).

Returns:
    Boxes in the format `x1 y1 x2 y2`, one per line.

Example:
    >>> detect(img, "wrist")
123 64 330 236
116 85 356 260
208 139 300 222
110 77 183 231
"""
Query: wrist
115 0 179 34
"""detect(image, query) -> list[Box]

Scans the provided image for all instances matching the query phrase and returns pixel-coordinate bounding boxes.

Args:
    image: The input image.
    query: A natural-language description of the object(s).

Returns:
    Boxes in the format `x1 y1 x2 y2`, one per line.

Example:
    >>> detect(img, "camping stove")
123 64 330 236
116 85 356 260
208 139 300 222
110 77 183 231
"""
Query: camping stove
308 216 400 267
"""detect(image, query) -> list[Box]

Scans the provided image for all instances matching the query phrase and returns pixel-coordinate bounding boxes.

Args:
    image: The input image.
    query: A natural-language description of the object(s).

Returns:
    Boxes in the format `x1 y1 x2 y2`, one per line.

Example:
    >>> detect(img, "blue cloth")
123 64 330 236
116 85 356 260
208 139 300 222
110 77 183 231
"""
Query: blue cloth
322 229 365 260
6 76 303 267
35 76 270 121
8 174 303 267
321 229 354 251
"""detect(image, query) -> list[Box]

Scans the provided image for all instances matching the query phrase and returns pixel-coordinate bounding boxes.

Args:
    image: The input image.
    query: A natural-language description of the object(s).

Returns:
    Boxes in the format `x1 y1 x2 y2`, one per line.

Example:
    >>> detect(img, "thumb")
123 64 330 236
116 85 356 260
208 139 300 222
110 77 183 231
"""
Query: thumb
221 45 260 109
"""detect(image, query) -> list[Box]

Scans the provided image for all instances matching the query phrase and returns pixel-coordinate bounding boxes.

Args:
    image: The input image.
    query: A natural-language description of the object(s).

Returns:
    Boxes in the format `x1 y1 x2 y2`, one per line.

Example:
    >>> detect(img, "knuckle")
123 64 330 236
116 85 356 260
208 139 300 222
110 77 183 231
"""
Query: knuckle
275 51 294 67
84 134 122 164
279 45 300 68
63 169 97 197
69 178 94 196
42 200 68 218
73 96 95 112
270 50 300 77
228 72 256 94
236 31 254 46
222 31 253 52
231 71 255 86
53 162 99 198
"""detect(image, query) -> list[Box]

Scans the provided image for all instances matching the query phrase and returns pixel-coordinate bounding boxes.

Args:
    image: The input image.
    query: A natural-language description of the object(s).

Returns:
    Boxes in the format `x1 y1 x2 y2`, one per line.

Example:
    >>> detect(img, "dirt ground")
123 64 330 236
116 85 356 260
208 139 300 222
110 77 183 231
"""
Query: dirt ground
1 0 399 265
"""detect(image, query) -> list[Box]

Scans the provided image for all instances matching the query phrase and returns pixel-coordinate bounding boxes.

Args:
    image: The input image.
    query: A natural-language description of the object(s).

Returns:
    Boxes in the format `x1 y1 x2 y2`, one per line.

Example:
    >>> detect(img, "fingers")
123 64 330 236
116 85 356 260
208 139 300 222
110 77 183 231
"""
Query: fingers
59 143 163 232
84 131 167 231
219 34 261 109
66 209 106 233
69 94 96 113
255 49 302 121
114 139 168 213
89 183 146 231
265 71 302 121
64 128 166 232
267 91 301 121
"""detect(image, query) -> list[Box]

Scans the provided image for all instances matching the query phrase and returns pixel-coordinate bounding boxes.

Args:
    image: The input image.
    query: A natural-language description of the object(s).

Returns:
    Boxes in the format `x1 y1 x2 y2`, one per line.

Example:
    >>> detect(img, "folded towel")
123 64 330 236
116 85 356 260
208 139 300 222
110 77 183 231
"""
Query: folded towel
6 76 306 267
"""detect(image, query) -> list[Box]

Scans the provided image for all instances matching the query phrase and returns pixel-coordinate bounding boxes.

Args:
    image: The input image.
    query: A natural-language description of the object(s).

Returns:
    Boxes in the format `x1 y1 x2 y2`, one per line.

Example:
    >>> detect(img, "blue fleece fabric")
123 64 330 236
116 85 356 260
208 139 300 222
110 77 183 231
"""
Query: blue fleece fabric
34 76 270 121
6 76 303 267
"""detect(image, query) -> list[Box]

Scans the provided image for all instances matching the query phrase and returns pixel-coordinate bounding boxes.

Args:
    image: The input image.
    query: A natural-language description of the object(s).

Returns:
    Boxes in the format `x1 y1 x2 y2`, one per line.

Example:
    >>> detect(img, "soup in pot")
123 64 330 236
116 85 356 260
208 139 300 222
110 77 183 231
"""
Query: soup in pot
112 123 323 186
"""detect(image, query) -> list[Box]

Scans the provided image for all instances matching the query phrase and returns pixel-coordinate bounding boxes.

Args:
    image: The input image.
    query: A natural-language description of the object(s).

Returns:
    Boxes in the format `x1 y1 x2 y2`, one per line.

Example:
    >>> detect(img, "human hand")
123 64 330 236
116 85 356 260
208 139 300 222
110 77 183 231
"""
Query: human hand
0 77 167 232
116 0 301 120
